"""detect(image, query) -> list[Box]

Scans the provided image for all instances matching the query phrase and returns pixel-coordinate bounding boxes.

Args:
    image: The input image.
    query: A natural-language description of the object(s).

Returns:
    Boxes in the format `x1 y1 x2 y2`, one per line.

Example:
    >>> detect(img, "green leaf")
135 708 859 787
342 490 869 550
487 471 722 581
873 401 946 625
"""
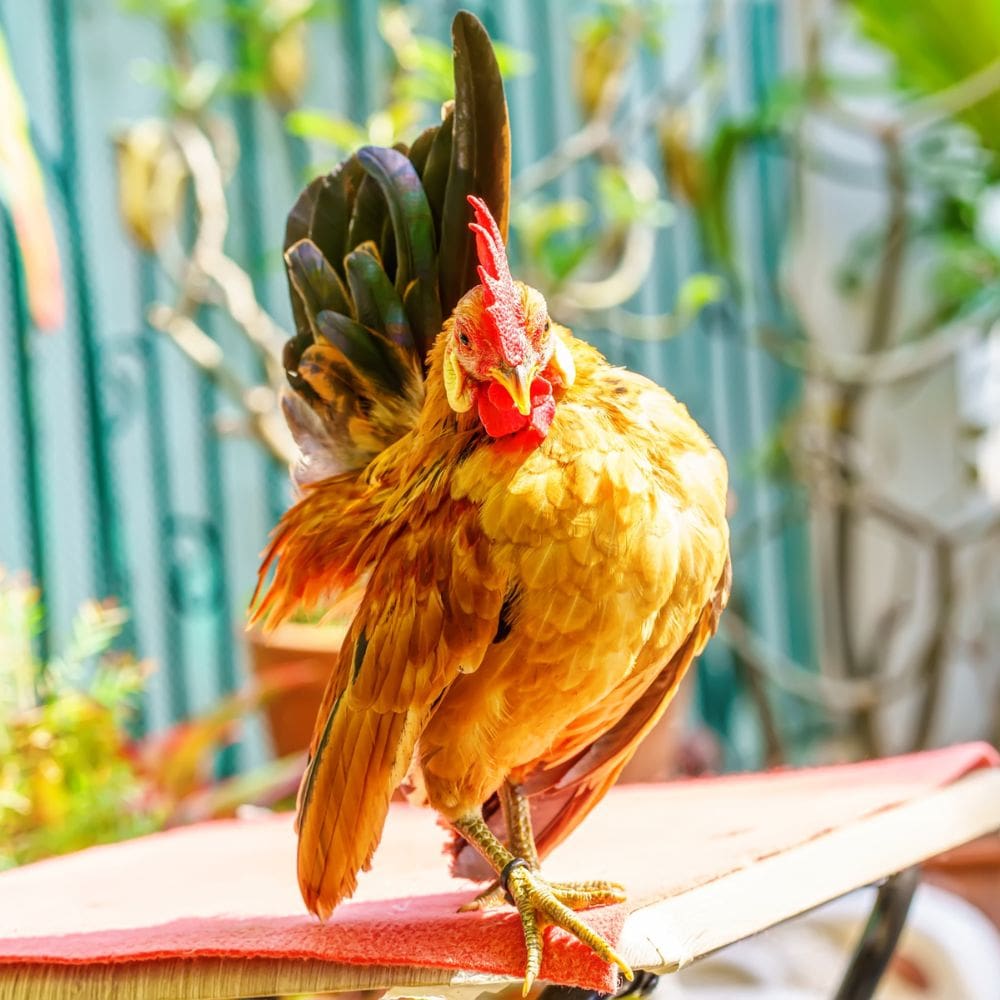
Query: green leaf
492 42 535 80
700 119 763 266
285 109 367 152
175 60 224 112
403 36 455 102
596 165 675 226
676 273 726 319
121 0 209 27
850 0 1000 153
512 196 591 258
46 601 130 692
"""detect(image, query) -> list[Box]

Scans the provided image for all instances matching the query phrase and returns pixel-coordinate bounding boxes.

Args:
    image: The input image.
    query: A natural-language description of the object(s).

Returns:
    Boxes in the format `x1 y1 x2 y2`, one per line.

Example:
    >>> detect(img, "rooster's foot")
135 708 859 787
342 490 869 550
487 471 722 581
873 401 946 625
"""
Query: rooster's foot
453 806 631 993
502 858 631 994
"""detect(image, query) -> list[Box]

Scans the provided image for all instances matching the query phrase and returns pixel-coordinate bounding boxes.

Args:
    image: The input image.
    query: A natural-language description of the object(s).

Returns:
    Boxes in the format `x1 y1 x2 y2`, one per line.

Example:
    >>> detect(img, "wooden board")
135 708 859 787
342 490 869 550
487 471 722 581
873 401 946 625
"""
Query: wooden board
1 749 998 999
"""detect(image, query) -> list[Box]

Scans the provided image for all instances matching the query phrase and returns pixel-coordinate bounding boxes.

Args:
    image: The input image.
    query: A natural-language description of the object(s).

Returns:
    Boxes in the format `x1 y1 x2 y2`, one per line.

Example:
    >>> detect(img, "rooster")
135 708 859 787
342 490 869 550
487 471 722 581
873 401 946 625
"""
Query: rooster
252 12 730 991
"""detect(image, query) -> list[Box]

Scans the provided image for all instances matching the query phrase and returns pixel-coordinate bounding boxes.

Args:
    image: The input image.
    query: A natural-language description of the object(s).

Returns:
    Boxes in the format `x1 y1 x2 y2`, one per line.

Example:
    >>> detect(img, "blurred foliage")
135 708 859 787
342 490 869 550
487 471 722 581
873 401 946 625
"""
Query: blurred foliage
511 164 676 288
118 0 724 370
668 99 796 271
850 0 1000 154
0 573 305 869
849 0 1000 331
123 0 339 113
573 0 666 120
287 5 533 158
0 574 156 868
677 2 1000 758
511 196 592 284
114 118 189 252
281 2 717 326
687 3 1000 332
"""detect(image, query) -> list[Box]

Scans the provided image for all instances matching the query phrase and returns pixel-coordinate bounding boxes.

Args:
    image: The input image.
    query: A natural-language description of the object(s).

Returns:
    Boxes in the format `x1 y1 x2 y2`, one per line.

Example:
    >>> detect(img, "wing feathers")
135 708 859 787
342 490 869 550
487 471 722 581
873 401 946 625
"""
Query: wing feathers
298 693 422 914
293 500 507 916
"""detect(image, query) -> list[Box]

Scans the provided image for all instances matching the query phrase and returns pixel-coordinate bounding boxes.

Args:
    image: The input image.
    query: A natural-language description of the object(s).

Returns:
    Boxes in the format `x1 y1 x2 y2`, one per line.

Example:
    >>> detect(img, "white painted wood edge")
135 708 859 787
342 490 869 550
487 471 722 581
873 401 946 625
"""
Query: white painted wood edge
619 767 1000 973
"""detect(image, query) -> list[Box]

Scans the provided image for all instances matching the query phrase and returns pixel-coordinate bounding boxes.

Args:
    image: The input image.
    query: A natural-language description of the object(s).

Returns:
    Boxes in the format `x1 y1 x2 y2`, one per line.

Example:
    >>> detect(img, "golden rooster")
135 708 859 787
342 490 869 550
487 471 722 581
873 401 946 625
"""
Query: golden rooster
252 12 730 991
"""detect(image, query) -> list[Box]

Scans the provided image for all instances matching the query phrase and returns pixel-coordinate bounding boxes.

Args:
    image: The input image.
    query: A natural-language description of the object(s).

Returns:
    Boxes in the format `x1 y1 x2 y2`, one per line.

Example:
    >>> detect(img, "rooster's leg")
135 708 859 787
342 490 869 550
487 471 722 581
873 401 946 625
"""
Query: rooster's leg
453 809 632 993
461 782 540 911
500 781 542 868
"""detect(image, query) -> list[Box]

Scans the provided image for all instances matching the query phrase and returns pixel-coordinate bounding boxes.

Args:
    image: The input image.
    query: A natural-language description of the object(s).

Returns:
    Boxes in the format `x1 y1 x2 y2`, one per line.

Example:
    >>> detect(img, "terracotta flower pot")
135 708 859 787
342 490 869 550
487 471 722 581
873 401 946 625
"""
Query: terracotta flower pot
924 834 1000 932
247 622 347 758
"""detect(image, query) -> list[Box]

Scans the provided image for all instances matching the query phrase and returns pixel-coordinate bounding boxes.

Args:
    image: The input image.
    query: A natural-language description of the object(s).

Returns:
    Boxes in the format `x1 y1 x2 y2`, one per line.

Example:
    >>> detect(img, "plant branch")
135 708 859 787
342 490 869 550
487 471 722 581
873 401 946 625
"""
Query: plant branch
825 127 907 756
755 317 983 387
719 610 931 712
902 54 1000 132
910 540 955 749
147 305 294 466
168 121 286 373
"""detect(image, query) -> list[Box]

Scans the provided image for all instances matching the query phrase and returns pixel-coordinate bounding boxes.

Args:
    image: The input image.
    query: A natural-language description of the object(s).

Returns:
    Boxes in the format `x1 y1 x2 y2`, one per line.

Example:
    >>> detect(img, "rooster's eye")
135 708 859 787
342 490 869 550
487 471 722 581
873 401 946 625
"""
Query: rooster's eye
459 331 471 347
544 319 551 333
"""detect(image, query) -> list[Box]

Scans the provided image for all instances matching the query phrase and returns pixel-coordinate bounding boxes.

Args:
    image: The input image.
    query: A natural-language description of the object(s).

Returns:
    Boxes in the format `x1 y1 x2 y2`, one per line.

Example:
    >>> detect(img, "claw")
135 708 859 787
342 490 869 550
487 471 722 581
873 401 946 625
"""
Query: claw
513 885 542 995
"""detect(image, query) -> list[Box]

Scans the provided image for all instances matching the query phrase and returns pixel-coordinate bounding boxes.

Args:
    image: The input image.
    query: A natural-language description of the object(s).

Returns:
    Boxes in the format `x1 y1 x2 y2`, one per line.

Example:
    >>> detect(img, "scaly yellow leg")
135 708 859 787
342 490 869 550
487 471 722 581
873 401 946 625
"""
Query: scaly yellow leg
460 782 541 911
453 800 632 995
500 781 542 869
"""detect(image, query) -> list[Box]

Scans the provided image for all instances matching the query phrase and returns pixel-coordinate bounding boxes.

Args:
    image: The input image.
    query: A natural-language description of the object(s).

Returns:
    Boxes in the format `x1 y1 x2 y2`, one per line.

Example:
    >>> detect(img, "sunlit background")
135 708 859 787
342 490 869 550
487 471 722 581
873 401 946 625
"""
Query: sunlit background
2 0 999 893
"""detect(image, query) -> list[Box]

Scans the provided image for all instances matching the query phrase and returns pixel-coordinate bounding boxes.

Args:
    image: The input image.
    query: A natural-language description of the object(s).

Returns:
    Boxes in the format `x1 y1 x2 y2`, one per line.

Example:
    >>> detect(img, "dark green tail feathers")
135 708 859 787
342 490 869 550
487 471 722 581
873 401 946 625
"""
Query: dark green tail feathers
281 11 511 486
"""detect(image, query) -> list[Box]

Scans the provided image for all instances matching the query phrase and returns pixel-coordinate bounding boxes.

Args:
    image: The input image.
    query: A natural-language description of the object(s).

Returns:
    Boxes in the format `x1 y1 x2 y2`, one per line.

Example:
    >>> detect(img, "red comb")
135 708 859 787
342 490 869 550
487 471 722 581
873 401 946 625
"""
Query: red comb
467 195 524 366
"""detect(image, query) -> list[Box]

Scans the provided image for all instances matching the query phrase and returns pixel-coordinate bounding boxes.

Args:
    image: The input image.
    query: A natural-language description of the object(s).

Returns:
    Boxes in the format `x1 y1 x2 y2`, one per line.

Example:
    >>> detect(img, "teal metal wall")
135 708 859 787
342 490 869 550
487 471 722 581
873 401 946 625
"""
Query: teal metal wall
0 0 810 769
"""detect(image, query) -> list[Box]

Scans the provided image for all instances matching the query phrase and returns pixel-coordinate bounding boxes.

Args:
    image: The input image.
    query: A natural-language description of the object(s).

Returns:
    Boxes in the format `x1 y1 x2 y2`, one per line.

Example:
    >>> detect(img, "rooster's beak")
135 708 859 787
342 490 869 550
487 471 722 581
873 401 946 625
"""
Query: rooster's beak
493 363 534 415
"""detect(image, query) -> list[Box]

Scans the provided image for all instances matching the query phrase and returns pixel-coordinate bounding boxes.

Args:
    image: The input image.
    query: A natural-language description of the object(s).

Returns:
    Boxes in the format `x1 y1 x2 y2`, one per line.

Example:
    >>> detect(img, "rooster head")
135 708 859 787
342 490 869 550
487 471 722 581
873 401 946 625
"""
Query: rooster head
443 195 575 444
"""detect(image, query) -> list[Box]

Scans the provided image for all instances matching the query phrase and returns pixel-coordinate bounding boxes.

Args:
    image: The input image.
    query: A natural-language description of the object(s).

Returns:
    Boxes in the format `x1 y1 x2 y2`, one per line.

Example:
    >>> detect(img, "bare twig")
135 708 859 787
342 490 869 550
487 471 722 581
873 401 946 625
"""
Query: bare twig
147 304 294 465
513 121 615 201
512 5 726 317
756 320 984 387
827 127 907 756
168 121 286 373
553 163 662 313
911 540 955 749
726 595 786 766
719 610 929 712
139 111 295 467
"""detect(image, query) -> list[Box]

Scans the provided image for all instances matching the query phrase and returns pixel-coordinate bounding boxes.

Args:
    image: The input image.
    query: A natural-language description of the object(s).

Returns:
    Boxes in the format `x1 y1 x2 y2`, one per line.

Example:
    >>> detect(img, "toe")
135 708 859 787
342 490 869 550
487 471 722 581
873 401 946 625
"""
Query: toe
532 890 633 980
548 880 627 908
458 882 508 912
510 873 543 993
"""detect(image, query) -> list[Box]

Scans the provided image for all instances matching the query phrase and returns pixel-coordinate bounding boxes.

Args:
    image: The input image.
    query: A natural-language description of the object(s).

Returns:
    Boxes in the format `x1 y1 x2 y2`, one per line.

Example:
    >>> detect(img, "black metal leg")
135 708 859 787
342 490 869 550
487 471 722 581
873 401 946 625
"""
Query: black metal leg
538 969 659 1000
833 867 921 1000
538 870 919 1000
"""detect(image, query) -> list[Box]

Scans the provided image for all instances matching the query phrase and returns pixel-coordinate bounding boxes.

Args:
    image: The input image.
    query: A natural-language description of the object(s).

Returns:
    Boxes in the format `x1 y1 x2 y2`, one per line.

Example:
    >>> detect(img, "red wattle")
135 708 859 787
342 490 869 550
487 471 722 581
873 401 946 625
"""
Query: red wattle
476 376 554 444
